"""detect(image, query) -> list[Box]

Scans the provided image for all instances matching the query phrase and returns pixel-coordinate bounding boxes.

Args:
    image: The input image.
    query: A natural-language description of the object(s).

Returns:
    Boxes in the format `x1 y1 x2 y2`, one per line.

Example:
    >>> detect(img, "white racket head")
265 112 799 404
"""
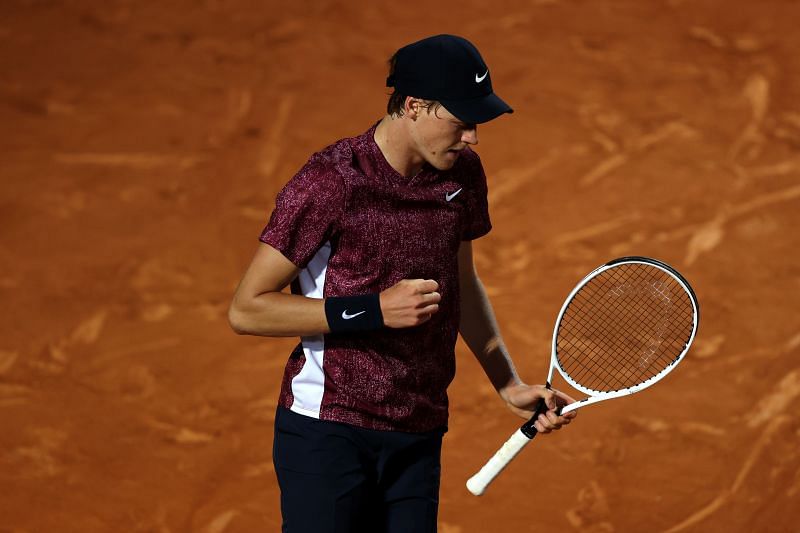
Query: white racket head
552 256 699 414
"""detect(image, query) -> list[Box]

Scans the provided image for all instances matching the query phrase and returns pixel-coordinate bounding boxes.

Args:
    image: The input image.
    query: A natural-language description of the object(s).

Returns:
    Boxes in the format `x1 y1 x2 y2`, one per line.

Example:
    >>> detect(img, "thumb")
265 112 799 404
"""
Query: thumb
542 387 556 410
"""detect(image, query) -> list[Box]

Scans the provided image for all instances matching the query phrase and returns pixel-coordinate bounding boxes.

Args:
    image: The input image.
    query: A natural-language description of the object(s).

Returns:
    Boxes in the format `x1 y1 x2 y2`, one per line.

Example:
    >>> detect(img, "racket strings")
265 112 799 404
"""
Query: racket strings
556 263 695 392
571 272 687 388
567 302 661 386
568 267 692 389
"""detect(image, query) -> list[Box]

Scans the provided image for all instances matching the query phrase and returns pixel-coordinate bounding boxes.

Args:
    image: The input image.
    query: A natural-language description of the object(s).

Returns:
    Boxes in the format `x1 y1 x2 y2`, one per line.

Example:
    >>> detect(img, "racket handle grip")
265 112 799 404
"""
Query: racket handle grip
466 429 532 496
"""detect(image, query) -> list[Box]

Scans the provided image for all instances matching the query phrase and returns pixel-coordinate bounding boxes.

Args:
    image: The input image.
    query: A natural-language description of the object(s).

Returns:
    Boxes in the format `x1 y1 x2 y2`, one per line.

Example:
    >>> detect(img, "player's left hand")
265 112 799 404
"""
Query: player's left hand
501 383 577 434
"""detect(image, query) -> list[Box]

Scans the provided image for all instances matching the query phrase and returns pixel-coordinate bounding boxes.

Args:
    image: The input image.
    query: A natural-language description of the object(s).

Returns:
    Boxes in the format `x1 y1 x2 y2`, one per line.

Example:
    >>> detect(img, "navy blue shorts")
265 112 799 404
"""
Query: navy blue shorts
273 407 446 533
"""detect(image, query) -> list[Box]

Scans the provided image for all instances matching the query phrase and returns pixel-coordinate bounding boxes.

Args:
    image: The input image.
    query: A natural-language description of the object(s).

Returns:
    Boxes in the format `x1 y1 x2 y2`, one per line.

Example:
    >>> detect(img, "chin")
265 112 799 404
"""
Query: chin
430 151 460 170
431 160 456 171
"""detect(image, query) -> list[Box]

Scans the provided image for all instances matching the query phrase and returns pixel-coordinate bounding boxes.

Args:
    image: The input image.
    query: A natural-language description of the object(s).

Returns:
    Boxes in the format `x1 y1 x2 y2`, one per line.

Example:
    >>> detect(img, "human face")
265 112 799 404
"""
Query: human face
408 103 478 171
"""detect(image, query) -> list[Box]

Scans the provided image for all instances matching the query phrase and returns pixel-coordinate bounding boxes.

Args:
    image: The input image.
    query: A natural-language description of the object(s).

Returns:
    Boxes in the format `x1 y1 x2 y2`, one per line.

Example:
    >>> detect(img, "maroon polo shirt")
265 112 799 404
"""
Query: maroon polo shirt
260 122 491 432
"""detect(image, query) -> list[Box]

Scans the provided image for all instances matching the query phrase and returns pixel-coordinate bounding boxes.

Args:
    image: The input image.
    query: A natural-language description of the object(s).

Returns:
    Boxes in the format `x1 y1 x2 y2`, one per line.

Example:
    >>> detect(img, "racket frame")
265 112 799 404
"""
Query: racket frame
549 256 700 416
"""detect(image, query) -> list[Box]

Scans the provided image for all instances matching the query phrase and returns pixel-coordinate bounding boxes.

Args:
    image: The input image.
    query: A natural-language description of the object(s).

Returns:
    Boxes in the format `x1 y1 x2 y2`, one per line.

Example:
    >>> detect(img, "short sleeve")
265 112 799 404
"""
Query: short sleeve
260 155 346 268
459 149 492 241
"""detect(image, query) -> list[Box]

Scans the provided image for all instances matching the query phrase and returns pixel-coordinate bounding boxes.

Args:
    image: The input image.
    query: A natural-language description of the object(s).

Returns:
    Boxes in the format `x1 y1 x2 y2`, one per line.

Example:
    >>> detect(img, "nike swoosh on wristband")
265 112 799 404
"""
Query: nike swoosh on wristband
475 70 488 83
342 309 367 320
446 188 463 202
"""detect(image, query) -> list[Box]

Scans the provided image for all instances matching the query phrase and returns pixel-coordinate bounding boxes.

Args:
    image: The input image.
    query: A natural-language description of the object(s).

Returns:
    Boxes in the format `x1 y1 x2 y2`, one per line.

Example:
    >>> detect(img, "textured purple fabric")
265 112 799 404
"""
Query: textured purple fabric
260 122 491 432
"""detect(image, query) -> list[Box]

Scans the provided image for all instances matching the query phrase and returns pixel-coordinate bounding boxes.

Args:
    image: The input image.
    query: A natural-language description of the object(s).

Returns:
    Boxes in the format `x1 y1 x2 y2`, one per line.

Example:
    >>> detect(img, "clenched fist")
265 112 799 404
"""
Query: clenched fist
380 279 441 328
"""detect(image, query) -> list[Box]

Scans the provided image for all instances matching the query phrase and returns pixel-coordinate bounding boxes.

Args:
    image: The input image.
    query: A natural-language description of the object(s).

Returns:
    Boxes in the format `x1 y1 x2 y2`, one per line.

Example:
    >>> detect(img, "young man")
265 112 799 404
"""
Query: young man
229 34 577 533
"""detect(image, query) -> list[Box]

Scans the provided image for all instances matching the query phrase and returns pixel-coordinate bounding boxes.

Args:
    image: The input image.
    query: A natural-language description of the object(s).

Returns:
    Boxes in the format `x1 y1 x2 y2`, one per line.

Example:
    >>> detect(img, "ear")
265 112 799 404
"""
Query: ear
403 96 421 120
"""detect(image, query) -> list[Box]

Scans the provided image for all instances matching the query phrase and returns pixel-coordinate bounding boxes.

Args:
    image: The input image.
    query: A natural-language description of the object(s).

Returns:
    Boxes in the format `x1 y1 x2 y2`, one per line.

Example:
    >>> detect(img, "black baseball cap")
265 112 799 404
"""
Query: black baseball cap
386 34 513 124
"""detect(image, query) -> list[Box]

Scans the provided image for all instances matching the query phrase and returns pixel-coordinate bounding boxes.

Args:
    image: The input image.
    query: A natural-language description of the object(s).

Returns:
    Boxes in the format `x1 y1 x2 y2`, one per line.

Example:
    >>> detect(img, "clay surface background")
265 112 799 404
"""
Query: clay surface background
1 1 799 531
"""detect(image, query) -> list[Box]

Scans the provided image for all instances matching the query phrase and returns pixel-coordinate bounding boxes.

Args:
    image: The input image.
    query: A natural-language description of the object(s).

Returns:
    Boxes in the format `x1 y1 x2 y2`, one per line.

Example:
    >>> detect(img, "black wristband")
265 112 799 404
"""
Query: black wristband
325 294 384 333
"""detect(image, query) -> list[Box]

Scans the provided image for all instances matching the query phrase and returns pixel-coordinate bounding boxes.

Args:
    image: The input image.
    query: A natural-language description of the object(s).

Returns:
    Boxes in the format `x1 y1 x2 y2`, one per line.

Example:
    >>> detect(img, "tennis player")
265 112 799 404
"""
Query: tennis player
229 34 577 533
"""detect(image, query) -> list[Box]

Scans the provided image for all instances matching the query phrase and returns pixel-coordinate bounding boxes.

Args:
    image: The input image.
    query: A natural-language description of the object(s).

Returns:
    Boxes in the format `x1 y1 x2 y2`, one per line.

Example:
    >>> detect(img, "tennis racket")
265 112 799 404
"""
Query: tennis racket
466 256 699 496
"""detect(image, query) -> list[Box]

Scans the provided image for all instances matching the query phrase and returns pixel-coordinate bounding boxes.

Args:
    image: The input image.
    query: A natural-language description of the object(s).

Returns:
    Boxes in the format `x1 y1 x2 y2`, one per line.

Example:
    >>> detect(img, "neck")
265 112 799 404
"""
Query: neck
373 115 425 178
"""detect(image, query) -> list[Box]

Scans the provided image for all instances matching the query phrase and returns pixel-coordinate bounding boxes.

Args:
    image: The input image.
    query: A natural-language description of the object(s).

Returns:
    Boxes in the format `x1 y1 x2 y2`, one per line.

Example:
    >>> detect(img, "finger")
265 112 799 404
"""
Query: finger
417 279 439 293
538 412 555 431
533 420 547 433
419 311 436 324
539 387 556 410
556 408 576 424
419 303 439 316
553 388 578 405
548 411 570 430
417 291 441 306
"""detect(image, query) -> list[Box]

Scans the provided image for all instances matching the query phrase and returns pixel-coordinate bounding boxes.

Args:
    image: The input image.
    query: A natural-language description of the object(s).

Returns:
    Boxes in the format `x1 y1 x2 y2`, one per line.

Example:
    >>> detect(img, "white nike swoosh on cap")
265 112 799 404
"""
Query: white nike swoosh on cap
342 309 366 320
446 188 463 202
475 70 488 83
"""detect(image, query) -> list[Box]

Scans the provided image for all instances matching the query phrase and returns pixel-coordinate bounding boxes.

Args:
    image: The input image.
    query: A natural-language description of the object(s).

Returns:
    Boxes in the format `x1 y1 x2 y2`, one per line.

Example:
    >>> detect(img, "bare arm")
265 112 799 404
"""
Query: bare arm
457 241 521 394
457 241 576 432
228 243 329 337
228 242 443 337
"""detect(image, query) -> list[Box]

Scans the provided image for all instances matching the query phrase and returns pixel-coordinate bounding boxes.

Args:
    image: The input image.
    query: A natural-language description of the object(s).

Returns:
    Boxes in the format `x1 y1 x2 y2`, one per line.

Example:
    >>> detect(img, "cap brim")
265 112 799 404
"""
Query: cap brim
440 93 513 124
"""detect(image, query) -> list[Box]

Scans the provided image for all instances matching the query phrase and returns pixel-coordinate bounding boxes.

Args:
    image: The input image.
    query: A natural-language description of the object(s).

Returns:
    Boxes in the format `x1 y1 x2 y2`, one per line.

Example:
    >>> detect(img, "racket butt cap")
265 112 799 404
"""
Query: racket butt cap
466 476 485 496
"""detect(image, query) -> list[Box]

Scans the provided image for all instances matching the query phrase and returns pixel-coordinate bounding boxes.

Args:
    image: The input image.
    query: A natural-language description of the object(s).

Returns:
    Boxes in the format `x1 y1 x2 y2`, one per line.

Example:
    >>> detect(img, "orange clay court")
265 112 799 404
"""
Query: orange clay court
1 1 798 531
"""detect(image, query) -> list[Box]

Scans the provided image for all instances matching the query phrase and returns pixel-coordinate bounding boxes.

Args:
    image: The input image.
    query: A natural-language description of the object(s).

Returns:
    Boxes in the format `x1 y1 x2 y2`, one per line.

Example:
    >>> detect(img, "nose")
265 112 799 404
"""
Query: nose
461 126 478 145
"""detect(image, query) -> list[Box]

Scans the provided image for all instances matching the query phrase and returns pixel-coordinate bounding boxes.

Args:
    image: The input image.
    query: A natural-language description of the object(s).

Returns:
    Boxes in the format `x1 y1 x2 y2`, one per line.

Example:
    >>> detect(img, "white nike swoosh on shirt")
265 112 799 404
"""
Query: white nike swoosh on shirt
446 188 463 202
475 70 488 83
342 310 366 320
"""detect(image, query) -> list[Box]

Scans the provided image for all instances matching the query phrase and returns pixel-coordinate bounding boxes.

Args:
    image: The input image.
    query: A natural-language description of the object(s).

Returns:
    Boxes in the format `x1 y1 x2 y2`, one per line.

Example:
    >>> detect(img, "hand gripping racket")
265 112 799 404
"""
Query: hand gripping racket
466 256 699 496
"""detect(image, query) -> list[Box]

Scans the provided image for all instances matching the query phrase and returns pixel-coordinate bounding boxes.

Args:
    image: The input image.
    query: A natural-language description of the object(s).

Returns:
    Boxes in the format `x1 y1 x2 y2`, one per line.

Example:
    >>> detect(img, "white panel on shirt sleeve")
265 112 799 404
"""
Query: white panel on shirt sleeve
289 241 331 418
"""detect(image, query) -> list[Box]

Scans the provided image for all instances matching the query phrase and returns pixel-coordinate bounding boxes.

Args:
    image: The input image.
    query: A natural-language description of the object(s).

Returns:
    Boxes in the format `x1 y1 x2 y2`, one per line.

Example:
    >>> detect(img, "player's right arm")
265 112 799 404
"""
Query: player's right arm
228 242 328 337
228 243 441 337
